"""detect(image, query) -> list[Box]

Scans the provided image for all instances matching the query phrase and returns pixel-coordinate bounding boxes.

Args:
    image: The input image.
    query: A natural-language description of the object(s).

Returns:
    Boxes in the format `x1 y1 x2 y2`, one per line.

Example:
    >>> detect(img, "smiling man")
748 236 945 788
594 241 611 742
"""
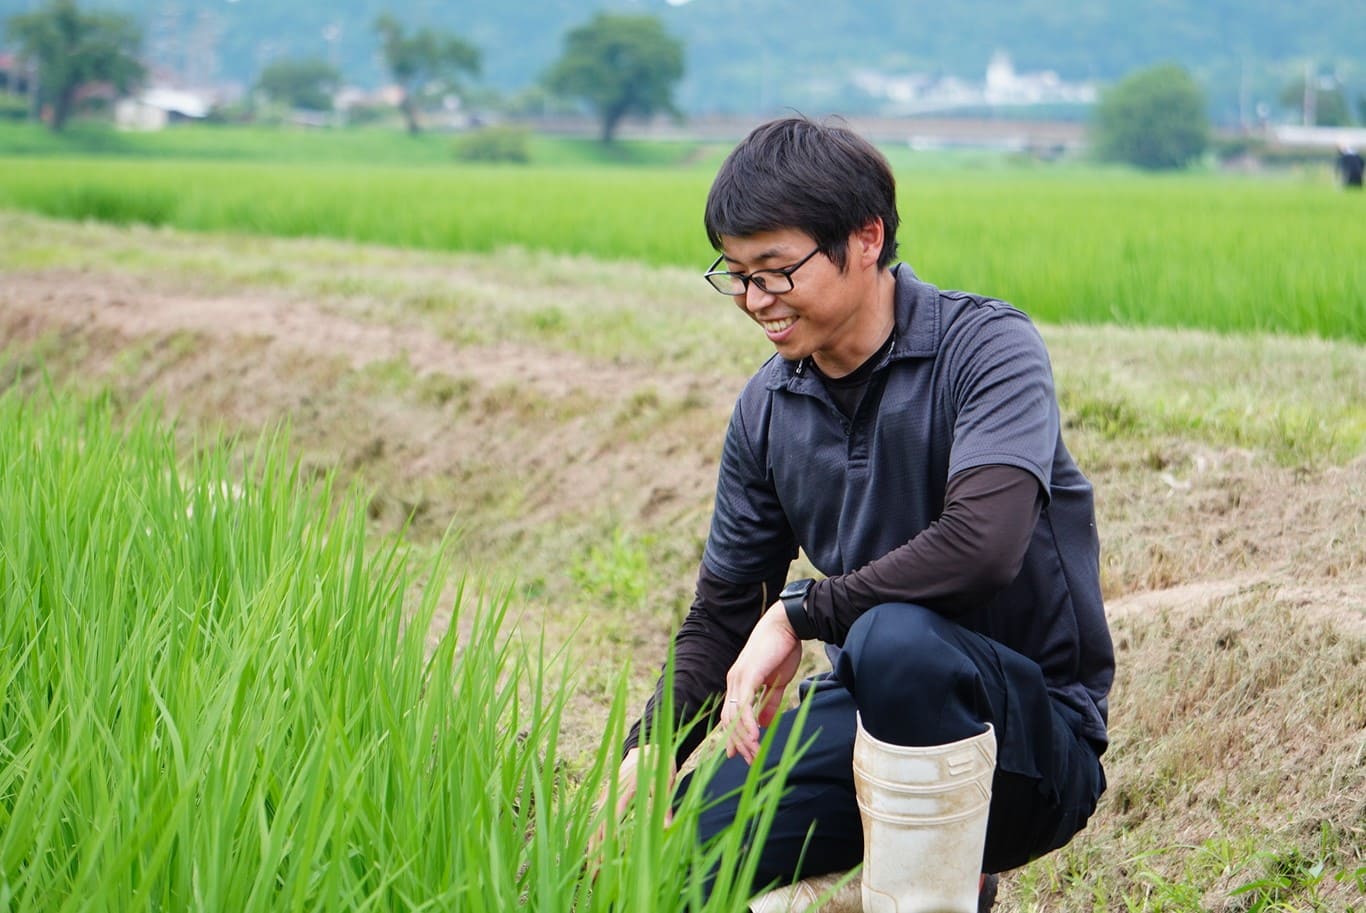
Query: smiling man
613 117 1114 913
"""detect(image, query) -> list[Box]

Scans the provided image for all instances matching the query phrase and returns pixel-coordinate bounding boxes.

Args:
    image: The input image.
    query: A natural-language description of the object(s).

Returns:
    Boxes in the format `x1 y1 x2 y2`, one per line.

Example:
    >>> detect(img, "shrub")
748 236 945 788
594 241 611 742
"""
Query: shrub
0 93 30 122
454 124 531 163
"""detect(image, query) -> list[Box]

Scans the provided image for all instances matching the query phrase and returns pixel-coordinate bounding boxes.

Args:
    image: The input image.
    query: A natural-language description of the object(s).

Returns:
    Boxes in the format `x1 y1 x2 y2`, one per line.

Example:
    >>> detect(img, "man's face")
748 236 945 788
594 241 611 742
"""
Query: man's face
716 228 874 372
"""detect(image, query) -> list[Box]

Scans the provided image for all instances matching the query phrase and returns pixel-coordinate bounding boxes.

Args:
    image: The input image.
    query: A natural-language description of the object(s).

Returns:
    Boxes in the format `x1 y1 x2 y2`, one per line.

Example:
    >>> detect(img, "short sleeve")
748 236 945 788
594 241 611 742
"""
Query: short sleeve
702 392 799 583
944 306 1059 494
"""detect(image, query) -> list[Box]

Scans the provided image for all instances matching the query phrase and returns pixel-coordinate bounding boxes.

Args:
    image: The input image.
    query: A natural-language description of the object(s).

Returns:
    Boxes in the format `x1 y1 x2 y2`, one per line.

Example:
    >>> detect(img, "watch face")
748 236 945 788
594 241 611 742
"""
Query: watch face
781 578 812 599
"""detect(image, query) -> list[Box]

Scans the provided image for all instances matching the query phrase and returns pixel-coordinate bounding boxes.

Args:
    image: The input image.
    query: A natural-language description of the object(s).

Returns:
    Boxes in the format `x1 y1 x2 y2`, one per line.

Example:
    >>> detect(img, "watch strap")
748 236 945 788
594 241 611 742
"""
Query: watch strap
781 579 818 641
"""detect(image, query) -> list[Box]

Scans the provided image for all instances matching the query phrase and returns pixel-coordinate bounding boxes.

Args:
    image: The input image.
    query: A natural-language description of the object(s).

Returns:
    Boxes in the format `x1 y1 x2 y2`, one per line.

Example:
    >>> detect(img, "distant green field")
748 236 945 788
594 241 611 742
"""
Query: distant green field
0 121 712 166
1 138 1362 342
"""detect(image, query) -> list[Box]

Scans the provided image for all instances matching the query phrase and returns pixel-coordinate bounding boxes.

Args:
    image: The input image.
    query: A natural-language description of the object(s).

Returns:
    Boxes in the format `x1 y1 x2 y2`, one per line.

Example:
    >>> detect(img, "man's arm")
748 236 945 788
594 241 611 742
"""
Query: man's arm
623 564 788 766
802 463 1044 644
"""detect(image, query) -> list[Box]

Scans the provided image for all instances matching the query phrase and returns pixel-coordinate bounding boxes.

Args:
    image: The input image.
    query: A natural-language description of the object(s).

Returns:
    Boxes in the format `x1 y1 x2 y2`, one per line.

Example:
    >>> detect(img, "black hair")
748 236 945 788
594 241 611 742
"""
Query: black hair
704 117 900 270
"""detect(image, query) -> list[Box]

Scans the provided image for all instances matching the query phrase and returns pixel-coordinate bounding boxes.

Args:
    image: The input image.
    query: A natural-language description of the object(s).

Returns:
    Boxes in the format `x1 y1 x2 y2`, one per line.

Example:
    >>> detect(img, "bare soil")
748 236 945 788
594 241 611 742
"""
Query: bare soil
4 245 1363 911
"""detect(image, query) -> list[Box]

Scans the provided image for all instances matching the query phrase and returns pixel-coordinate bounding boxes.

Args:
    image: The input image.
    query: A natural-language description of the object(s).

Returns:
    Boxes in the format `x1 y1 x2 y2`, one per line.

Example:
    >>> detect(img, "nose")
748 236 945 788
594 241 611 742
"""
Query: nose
741 280 776 313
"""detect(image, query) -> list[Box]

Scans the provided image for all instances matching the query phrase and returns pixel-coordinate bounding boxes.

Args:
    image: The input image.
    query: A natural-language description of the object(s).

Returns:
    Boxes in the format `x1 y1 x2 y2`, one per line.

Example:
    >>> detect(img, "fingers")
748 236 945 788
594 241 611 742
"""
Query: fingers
732 701 761 763
722 602 805 762
587 751 640 861
721 680 764 763
757 684 785 728
723 645 767 761
588 746 678 861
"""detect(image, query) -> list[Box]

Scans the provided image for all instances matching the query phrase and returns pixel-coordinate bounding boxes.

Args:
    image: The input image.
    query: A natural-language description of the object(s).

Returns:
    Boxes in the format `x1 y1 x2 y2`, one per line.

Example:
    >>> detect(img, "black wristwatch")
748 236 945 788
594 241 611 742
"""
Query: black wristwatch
779 578 818 641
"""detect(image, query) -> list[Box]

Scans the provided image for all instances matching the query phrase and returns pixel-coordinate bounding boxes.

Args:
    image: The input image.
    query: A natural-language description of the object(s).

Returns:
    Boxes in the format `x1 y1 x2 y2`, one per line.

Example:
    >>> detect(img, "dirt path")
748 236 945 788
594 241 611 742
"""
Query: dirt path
1 269 733 407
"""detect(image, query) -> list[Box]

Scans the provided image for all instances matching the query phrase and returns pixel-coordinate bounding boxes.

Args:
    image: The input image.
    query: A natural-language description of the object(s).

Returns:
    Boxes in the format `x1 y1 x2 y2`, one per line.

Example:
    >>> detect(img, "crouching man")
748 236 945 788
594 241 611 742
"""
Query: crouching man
609 117 1113 913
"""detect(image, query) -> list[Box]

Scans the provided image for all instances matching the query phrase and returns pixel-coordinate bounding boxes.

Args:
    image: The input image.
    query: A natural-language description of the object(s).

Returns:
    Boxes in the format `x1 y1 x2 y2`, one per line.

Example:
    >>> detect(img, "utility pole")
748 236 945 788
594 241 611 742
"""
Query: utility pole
26 58 40 122
1302 60 1316 127
1238 53 1250 133
185 9 218 89
323 22 342 71
150 0 183 84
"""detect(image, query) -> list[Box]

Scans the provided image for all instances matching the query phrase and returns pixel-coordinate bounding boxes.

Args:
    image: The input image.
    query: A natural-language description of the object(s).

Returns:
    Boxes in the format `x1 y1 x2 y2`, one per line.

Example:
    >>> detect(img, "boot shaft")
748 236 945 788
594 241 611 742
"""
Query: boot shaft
854 718 996 913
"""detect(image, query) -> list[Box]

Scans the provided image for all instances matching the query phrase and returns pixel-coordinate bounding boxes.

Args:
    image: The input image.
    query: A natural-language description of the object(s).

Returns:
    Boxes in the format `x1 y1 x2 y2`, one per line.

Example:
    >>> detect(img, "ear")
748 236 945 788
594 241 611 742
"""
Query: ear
851 218 885 269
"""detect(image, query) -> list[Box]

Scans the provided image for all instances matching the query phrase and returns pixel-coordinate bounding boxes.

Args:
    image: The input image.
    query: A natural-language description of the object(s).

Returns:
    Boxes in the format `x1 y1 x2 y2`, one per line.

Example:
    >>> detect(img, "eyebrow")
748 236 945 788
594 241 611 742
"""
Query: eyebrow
723 246 793 267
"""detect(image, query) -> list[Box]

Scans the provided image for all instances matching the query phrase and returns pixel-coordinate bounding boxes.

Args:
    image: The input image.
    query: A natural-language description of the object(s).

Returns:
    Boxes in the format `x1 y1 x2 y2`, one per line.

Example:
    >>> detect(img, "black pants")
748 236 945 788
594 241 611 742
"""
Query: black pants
690 603 1105 894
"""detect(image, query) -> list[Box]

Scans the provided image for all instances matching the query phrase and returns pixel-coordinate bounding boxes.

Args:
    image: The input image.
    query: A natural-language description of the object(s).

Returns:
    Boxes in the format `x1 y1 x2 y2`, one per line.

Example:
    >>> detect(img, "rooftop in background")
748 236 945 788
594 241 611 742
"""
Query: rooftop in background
1271 125 1366 149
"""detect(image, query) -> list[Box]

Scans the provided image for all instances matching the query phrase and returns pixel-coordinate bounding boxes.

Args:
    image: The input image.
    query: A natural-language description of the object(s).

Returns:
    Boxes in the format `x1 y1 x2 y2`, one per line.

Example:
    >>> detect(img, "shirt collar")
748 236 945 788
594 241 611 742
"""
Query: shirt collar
762 263 943 391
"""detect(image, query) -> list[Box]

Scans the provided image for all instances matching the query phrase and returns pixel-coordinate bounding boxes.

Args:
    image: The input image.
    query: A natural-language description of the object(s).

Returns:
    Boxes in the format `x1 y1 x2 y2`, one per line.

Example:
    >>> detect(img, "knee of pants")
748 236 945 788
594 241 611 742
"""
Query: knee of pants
838 603 992 745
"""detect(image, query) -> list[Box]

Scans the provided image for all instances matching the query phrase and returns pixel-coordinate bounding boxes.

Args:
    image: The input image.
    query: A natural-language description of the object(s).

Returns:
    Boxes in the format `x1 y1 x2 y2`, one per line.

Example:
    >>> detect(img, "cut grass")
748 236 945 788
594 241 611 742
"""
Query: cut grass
3 211 1363 467
1011 587 1365 912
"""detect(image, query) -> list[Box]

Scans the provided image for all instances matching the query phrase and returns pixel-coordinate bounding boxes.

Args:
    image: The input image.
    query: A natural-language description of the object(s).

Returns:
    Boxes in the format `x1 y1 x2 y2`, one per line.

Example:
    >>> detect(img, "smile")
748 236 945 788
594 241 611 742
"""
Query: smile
761 317 797 333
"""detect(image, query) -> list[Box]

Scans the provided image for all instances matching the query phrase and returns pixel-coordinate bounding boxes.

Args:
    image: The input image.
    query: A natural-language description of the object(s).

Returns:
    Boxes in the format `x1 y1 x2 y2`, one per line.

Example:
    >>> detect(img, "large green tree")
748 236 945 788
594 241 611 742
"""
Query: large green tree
373 13 480 134
1091 63 1209 170
545 12 684 144
255 57 340 113
4 0 143 132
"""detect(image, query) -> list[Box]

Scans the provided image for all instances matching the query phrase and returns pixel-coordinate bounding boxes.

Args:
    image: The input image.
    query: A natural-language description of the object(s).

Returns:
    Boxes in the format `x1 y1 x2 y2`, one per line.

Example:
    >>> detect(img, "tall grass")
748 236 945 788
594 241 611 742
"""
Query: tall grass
0 384 805 911
1 154 1362 342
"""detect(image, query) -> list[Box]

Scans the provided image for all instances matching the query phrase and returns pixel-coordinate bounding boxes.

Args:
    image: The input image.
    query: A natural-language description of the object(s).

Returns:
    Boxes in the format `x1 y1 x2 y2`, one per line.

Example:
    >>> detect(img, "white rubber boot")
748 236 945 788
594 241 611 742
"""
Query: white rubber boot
748 871 863 913
852 716 996 913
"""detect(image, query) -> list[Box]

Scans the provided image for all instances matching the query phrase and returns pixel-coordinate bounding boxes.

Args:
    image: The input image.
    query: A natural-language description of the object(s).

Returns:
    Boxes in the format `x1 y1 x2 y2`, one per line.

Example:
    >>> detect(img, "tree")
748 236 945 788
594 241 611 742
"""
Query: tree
545 12 684 144
255 57 340 113
4 0 143 132
1091 63 1208 171
373 14 479 134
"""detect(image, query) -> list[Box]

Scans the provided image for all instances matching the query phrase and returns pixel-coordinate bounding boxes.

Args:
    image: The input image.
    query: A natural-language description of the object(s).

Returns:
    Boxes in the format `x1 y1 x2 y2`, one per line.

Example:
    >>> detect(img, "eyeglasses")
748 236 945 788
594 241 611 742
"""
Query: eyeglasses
703 247 821 296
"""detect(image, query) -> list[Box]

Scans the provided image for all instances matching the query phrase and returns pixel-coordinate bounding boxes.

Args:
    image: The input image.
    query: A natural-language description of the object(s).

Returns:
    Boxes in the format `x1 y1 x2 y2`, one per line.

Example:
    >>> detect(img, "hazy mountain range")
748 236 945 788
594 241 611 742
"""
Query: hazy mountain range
1 0 1360 123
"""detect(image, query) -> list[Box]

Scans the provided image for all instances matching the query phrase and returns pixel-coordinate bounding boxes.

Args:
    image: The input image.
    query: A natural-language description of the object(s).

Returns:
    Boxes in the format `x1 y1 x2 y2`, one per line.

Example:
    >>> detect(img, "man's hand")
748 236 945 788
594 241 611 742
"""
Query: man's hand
720 601 803 764
587 745 677 866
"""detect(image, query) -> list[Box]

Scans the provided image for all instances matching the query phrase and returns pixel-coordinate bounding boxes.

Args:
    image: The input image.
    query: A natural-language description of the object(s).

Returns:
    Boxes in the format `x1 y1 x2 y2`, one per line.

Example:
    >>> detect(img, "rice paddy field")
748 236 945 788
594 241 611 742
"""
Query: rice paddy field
0 131 1363 343
2 122 1364 912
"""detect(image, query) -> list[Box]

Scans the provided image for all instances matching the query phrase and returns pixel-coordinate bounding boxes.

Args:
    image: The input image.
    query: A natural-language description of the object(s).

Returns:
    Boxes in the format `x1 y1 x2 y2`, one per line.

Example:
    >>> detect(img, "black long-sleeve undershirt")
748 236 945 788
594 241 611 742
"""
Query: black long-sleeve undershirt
622 463 1044 763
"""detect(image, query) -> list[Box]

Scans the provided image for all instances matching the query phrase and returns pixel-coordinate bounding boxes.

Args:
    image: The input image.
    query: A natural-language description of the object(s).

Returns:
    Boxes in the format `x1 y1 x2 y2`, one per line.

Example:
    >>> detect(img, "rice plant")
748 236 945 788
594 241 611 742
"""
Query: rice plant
0 384 807 912
1 155 1361 342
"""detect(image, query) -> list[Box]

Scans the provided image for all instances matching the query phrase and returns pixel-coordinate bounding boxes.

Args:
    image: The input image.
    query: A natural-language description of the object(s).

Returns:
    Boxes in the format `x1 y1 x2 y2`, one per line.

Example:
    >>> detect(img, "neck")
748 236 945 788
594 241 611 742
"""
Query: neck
811 268 898 378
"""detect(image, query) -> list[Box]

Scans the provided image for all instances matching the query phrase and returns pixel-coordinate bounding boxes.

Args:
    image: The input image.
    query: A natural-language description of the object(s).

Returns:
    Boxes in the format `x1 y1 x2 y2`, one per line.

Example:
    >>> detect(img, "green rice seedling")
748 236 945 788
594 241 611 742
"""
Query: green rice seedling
0 122 463 165
0 122 710 167
1 155 1362 341
0 384 809 912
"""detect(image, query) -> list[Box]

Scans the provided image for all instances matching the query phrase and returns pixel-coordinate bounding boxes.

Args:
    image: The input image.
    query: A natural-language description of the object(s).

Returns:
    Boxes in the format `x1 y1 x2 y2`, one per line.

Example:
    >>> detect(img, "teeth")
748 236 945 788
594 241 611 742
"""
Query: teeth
762 317 797 333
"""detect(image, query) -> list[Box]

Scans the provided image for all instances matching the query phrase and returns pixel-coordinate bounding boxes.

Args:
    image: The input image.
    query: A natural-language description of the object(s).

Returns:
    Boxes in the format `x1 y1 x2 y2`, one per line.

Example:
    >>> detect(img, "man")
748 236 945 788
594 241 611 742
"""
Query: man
611 117 1113 913
1337 144 1364 189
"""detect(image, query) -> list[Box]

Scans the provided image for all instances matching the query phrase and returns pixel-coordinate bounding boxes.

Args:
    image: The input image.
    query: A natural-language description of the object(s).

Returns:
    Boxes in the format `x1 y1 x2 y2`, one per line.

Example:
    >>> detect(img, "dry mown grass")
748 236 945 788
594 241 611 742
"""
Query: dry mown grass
3 212 1364 911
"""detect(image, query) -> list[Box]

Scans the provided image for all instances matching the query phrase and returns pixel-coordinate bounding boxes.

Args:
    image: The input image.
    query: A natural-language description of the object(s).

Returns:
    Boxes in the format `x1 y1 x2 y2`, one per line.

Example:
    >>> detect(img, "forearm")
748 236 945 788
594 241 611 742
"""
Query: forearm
806 464 1043 643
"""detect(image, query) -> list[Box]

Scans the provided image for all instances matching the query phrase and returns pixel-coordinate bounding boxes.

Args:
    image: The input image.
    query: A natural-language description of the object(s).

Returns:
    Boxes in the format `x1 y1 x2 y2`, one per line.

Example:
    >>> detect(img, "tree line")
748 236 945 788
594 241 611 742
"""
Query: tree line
2 0 1359 171
2 0 683 142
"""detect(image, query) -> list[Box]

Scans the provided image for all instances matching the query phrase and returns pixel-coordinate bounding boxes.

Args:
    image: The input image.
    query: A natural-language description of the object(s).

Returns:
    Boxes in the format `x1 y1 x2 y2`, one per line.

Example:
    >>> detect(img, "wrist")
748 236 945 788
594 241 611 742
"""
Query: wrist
778 577 818 640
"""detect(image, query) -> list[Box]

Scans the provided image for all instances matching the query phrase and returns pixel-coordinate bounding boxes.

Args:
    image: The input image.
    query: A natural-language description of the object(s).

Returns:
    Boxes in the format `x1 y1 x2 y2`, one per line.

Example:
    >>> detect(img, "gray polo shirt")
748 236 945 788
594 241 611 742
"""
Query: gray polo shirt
702 265 1113 745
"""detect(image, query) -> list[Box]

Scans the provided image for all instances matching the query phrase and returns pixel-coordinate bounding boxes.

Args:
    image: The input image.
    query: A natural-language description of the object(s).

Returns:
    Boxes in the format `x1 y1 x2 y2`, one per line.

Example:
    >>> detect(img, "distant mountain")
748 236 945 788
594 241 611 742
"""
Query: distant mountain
1 0 1360 124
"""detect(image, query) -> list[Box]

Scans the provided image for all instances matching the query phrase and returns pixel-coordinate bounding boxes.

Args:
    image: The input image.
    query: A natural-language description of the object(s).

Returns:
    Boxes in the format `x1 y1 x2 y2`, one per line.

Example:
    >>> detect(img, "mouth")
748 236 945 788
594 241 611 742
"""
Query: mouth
760 316 797 338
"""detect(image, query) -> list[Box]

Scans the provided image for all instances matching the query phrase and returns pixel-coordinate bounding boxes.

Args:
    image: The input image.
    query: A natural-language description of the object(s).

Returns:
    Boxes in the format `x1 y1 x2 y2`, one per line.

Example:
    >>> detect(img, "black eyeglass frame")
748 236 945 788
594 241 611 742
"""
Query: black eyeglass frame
703 247 822 296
